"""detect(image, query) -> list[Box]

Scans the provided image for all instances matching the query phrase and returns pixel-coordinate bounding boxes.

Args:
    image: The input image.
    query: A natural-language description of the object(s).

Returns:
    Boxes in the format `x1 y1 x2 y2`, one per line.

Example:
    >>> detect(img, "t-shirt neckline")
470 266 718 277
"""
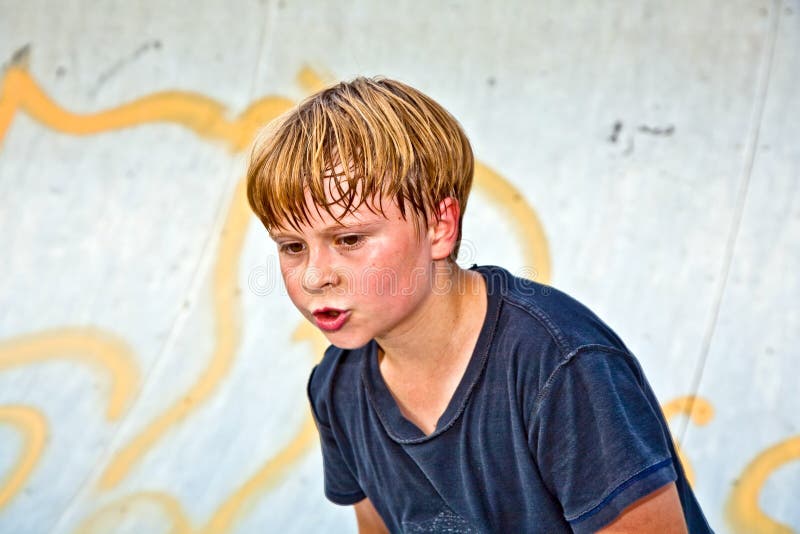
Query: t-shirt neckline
360 265 505 444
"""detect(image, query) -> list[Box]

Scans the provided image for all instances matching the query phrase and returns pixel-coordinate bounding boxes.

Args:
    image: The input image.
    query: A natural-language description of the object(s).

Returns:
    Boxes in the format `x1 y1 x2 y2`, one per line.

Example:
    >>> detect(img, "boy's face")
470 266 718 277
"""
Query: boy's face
269 188 441 349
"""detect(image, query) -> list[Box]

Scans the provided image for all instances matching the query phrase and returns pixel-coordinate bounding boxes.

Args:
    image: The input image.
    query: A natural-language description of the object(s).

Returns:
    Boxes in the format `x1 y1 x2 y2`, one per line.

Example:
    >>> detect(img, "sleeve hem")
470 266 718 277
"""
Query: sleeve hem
306 364 326 427
325 488 367 506
568 458 677 534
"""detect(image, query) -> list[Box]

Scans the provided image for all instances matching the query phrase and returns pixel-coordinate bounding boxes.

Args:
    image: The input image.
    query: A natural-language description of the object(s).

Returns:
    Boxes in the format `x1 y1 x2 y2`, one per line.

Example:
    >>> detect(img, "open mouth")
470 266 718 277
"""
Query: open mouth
312 308 350 332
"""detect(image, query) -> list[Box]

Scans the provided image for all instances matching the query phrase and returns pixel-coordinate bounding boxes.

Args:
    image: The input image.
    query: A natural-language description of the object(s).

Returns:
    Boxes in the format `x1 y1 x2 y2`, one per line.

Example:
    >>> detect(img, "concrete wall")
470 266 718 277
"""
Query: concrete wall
1 1 798 532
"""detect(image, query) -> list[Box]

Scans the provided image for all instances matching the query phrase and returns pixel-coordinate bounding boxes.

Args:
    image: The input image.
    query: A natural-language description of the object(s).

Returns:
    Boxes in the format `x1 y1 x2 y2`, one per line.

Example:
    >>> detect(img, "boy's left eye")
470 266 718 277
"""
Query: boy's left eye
336 235 364 248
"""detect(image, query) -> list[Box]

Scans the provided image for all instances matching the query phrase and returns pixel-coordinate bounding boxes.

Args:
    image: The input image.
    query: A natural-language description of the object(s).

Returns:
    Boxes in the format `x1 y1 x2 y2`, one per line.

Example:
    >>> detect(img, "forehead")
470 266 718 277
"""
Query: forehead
268 188 407 238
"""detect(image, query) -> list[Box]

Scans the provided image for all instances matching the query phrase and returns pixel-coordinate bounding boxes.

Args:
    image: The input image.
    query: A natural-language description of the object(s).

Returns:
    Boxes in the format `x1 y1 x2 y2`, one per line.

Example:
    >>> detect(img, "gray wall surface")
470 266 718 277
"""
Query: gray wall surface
0 1 798 532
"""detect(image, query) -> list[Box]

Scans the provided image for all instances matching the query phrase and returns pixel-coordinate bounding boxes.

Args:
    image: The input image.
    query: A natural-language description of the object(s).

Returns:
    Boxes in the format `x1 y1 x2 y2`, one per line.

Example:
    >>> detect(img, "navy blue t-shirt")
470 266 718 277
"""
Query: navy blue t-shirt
307 265 712 532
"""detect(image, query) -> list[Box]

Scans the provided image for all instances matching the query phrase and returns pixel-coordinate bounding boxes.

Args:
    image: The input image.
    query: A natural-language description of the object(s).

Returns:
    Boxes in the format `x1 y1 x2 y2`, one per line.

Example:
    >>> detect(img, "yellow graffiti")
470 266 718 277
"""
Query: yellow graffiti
292 321 331 361
727 435 800 534
0 58 301 491
0 328 138 420
296 65 333 94
77 321 326 533
0 406 47 510
202 413 318 534
75 412 313 534
473 162 551 284
73 491 193 534
1 58 552 530
0 59 331 523
98 176 254 489
661 396 714 486
190 318 326 532
0 65 293 153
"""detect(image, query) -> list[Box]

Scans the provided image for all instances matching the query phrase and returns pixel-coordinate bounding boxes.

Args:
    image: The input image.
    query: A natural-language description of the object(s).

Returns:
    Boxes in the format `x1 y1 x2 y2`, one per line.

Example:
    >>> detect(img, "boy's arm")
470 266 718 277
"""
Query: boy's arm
354 497 390 534
596 482 687 534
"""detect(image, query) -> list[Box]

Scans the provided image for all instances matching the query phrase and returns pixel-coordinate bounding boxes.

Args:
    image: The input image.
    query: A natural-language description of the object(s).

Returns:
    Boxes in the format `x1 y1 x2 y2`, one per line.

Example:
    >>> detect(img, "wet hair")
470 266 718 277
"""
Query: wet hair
246 76 474 259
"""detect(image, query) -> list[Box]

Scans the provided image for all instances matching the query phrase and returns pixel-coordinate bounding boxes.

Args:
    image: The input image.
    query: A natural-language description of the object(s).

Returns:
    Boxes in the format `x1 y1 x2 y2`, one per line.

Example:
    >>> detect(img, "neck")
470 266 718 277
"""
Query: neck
376 263 487 378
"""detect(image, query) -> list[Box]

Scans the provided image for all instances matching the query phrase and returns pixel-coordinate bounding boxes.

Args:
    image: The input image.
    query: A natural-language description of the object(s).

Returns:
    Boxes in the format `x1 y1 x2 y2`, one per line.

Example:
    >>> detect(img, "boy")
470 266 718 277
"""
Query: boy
246 77 711 533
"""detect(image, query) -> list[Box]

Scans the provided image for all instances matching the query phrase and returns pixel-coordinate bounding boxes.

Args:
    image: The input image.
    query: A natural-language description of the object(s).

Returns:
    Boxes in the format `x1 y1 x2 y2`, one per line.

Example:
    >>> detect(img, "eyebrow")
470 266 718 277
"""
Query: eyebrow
268 220 383 240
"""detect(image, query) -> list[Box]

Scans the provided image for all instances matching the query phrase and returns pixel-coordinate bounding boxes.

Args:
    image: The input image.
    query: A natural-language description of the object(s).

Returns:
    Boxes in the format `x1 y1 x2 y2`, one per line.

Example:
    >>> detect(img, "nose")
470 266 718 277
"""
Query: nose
301 245 340 292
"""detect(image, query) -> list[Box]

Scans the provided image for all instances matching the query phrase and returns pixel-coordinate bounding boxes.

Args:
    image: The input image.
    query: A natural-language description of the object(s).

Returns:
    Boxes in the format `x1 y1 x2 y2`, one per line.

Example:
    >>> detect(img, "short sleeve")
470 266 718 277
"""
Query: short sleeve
528 346 678 533
307 364 367 505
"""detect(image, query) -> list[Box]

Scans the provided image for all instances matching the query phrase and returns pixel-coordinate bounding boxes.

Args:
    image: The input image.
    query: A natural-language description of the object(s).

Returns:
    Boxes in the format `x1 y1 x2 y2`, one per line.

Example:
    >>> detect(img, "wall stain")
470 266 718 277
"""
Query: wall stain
89 40 163 98
608 120 623 143
638 124 675 136
10 44 31 67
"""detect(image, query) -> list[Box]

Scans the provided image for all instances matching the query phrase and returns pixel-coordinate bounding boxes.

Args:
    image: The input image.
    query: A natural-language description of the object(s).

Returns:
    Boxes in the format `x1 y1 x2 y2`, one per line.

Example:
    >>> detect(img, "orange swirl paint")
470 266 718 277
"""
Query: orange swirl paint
0 328 138 420
661 396 714 486
726 435 800 534
0 65 292 153
97 176 256 490
0 406 47 510
1 59 552 530
473 162 551 284
73 491 193 534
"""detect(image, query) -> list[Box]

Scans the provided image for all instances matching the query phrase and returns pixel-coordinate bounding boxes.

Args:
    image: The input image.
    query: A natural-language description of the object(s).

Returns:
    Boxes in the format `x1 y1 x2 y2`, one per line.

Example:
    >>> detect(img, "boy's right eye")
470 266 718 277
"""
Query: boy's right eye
278 242 305 255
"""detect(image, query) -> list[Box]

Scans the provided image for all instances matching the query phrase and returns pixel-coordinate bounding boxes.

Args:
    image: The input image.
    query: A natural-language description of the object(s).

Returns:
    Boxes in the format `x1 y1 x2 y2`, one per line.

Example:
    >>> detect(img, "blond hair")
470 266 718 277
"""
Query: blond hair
246 76 474 259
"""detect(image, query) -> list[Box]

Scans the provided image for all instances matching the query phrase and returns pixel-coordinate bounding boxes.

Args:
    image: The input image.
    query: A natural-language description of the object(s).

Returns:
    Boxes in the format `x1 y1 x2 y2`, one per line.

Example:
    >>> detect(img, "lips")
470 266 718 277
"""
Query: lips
311 307 351 332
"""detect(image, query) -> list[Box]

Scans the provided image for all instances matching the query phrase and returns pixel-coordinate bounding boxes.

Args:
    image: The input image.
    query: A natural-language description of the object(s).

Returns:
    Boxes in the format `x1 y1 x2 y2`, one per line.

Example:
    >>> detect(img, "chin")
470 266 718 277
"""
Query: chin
321 331 374 350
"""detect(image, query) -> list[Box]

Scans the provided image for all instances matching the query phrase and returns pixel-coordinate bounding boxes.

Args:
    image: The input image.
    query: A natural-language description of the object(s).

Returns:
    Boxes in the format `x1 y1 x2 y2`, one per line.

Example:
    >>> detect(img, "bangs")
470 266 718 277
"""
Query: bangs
246 77 473 237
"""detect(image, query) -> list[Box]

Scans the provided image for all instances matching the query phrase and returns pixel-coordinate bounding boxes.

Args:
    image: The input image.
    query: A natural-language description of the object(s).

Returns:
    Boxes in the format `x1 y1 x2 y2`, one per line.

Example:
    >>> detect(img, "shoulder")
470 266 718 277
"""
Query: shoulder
473 265 641 410
475 264 632 357
307 343 368 426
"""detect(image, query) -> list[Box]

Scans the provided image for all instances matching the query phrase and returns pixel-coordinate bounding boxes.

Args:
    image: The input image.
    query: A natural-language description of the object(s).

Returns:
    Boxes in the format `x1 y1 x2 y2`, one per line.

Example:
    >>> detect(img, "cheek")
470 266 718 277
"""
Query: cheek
360 247 431 299
279 264 305 302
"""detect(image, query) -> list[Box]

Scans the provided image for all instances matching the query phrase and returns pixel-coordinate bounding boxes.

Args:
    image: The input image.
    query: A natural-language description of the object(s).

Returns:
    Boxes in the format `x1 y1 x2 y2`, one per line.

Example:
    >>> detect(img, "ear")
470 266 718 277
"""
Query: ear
429 197 461 261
